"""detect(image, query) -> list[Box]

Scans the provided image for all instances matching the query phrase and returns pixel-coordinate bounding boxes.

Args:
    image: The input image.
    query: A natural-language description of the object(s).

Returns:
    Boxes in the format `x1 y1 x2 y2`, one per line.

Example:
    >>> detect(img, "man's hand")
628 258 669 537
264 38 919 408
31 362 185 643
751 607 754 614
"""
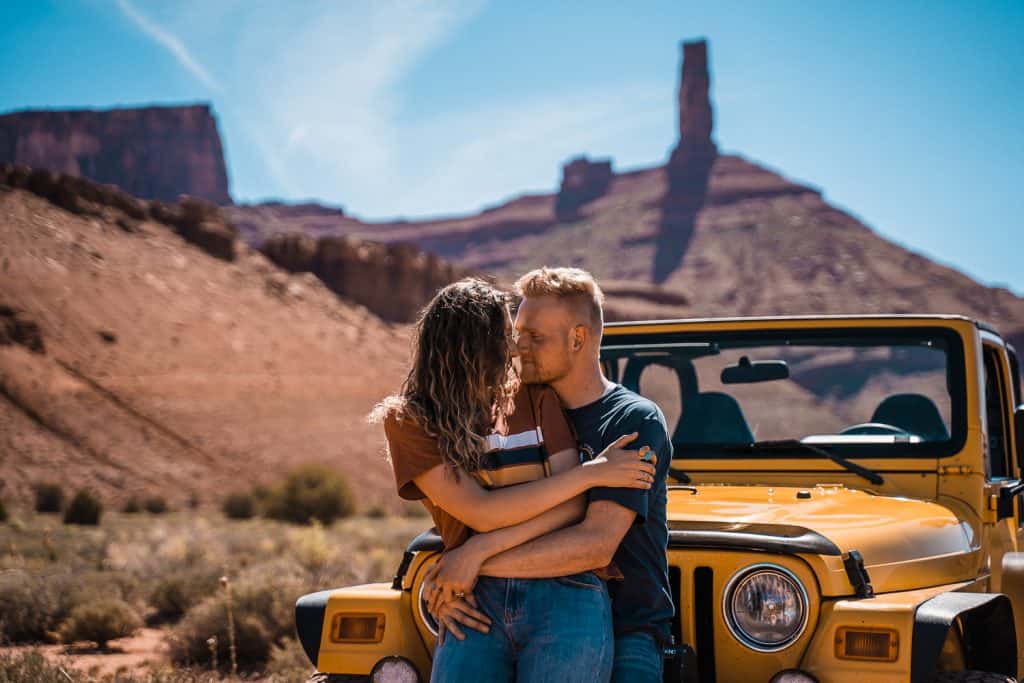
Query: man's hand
422 541 488 615
433 594 492 644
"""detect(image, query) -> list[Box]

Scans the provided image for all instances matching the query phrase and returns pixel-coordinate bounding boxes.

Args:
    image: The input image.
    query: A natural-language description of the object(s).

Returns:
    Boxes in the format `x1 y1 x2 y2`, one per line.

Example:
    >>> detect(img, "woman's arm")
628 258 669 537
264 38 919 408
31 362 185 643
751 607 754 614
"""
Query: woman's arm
422 446 586 614
412 432 654 533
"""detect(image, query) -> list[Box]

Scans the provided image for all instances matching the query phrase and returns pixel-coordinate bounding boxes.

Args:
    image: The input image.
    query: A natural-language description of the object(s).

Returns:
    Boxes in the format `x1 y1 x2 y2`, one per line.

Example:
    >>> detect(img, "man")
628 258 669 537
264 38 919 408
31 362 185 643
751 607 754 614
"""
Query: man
430 267 673 682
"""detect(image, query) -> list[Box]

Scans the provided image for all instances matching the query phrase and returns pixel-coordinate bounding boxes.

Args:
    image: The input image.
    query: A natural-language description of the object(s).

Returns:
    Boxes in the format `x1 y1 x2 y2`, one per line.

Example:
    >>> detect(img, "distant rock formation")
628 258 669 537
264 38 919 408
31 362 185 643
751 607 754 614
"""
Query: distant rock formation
261 233 468 323
1 163 238 261
655 39 718 283
0 104 231 204
555 156 613 221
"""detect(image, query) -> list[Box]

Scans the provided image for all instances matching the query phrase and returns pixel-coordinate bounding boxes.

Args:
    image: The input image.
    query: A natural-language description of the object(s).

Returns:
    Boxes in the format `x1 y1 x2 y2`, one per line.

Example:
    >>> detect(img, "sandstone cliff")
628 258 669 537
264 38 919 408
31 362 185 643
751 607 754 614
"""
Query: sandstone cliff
0 104 231 204
261 232 469 323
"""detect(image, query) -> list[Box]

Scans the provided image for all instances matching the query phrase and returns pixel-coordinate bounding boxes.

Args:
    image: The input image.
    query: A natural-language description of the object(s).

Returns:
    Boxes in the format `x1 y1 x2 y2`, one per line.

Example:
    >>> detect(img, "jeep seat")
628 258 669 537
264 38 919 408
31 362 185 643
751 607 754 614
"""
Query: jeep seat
673 391 755 444
870 393 949 441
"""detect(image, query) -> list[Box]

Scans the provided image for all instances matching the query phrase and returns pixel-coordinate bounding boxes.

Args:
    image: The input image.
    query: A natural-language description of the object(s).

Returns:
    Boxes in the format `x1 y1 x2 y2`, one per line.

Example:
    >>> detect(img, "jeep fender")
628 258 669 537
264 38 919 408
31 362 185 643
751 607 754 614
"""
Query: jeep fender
910 592 1016 683
294 583 432 678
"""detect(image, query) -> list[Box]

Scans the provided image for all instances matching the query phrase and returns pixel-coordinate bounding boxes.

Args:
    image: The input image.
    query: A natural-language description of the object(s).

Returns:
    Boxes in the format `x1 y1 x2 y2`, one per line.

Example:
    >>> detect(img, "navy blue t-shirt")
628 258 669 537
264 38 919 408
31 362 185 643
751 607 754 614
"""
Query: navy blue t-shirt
566 383 673 641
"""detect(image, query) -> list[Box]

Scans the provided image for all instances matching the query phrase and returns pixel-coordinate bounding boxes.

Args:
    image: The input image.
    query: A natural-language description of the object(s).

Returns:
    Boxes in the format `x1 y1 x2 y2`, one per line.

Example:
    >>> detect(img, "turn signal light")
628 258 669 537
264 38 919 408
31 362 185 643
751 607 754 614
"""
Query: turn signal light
835 627 898 661
331 613 385 643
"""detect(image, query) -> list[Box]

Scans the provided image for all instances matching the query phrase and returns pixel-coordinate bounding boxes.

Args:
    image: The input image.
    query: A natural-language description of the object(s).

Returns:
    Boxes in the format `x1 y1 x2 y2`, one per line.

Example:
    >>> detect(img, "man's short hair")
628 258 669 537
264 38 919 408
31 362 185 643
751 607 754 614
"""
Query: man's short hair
514 267 605 334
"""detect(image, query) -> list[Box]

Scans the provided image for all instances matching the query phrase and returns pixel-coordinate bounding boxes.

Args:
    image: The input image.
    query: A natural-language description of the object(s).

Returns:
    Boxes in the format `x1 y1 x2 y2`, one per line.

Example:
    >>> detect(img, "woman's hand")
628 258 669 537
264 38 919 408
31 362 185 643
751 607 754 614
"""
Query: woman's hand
422 541 488 616
580 432 657 489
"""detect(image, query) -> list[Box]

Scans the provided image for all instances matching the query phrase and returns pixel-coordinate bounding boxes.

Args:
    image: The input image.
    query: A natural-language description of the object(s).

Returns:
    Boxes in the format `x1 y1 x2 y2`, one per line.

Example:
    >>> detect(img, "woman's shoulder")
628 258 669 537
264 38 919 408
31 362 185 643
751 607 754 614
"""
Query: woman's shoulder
514 383 567 423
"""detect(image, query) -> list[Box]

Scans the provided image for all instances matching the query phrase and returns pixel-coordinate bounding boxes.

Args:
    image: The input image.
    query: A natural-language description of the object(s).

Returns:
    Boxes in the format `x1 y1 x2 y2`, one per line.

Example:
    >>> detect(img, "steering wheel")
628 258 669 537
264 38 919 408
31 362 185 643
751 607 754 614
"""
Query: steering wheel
839 422 912 436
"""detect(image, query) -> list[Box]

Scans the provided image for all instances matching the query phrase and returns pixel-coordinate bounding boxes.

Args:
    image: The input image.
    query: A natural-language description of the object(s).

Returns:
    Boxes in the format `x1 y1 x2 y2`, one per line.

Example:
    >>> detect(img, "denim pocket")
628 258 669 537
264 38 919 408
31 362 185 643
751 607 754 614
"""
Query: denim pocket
554 571 604 591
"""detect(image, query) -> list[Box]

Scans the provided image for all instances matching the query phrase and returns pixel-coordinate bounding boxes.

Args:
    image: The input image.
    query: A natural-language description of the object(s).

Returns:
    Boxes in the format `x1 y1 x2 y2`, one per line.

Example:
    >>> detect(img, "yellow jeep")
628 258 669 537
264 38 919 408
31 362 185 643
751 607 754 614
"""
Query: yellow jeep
296 315 1024 683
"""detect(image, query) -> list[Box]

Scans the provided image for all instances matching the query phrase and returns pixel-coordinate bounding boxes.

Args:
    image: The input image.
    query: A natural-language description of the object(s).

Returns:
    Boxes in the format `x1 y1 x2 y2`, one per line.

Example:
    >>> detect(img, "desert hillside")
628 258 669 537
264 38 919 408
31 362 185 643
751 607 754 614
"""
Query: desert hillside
0 181 411 509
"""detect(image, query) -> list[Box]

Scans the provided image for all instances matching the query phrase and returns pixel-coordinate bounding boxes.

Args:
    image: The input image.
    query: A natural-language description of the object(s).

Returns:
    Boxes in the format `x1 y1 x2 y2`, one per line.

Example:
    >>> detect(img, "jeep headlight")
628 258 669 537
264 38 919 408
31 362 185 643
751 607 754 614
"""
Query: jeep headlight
724 564 808 651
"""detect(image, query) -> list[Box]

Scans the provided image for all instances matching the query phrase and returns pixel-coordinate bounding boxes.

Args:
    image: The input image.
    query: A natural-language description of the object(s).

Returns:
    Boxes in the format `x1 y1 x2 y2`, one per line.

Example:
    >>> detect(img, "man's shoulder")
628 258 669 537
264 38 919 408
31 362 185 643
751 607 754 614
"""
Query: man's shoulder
609 385 666 425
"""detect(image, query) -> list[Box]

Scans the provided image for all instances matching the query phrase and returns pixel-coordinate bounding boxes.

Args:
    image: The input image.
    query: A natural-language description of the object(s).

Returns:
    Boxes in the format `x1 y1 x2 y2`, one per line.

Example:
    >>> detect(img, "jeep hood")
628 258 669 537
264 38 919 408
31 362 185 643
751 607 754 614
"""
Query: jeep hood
666 485 980 593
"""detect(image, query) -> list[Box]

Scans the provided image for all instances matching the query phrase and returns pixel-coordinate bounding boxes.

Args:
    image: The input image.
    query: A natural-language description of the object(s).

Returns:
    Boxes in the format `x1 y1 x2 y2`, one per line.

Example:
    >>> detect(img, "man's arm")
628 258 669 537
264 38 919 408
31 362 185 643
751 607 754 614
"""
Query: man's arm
479 500 636 578
413 433 651 532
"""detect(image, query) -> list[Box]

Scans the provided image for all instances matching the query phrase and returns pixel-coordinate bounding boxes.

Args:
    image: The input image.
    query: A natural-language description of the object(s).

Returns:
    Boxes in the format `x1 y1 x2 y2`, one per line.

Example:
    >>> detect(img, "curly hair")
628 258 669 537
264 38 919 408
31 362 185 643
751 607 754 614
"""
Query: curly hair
370 278 520 475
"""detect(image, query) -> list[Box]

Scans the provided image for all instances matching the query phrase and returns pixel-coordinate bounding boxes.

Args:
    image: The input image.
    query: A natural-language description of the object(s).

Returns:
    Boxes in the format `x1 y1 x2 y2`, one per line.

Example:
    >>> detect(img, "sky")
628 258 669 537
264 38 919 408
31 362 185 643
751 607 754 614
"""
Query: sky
1 1 1022 293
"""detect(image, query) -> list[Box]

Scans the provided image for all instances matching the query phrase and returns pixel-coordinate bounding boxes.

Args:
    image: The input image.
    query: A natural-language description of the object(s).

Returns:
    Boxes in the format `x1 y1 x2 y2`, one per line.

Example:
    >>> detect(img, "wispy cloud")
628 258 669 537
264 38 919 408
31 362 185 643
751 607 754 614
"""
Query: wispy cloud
110 1 670 217
114 0 221 93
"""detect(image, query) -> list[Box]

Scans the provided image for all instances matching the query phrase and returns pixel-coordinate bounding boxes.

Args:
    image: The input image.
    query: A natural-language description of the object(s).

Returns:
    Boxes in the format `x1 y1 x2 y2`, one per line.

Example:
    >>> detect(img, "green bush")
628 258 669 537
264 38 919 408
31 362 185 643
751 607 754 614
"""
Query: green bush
57 599 142 649
121 496 142 514
144 496 168 514
62 490 102 525
32 483 63 514
222 491 255 520
262 464 355 525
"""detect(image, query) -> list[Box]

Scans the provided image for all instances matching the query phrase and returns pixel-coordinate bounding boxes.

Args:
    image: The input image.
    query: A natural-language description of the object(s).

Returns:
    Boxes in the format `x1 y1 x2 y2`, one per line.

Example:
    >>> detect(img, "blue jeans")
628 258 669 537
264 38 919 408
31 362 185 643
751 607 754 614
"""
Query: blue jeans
431 572 614 683
611 631 664 683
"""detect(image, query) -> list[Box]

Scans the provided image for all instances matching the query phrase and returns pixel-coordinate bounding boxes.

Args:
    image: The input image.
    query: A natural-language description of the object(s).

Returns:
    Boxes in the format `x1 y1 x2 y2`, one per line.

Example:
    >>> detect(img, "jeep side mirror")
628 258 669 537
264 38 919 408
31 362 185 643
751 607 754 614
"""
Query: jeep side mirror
999 405 1024 519
1016 405 1024 463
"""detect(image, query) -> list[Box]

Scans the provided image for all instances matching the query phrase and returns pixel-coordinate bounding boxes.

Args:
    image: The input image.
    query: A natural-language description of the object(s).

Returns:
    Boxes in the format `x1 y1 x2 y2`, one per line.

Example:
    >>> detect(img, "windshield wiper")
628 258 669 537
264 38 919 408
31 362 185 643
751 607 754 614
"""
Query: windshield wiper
723 439 884 485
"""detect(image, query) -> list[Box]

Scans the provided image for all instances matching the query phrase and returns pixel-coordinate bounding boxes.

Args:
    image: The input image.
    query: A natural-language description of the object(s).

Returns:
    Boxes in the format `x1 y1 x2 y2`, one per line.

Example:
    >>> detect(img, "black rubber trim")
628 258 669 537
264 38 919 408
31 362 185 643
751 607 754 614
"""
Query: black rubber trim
910 592 1016 683
667 520 841 556
294 589 332 668
407 528 443 553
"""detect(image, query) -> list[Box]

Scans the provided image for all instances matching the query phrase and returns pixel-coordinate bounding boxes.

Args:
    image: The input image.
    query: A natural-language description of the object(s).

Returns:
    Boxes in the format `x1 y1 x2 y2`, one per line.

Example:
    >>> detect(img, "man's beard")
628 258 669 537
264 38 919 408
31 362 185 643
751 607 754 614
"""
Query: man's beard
519 355 571 385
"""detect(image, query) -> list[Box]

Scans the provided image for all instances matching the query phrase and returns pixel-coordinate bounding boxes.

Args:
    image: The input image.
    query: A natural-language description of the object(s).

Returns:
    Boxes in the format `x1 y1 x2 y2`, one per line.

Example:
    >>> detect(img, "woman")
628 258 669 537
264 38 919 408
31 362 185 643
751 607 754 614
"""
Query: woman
372 278 655 683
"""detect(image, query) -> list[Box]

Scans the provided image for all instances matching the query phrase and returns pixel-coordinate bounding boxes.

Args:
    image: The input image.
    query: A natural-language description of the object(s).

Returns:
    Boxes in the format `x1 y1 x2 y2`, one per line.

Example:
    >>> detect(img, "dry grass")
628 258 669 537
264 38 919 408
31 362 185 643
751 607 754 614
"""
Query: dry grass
0 507 429 681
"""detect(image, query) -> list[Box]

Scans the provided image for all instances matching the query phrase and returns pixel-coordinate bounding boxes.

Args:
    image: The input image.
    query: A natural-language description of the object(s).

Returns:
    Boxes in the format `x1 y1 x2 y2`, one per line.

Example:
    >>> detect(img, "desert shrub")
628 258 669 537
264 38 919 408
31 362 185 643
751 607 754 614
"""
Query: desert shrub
222 491 255 520
0 498 7 523
144 496 168 514
262 464 354 525
0 572 59 642
187 491 200 509
147 569 221 623
0 651 74 683
0 570 84 643
57 598 142 649
63 489 102 525
266 637 315 677
32 482 63 513
168 567 307 672
364 505 387 519
121 496 142 514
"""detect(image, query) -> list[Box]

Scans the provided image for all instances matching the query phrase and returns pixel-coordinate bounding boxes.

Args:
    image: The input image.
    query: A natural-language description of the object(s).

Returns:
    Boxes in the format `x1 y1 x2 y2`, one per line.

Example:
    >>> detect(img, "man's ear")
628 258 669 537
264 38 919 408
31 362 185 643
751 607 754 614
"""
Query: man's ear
571 324 587 352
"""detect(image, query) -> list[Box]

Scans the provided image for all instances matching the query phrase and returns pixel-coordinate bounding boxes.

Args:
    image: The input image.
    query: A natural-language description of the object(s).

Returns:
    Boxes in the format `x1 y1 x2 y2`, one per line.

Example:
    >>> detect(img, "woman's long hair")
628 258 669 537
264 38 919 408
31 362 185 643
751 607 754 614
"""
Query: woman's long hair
370 278 519 475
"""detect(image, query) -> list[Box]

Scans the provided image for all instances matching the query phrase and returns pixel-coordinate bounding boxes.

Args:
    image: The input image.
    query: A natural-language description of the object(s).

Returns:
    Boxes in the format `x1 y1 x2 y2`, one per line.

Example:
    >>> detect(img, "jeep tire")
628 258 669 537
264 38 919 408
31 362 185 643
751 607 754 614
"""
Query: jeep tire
930 672 1016 683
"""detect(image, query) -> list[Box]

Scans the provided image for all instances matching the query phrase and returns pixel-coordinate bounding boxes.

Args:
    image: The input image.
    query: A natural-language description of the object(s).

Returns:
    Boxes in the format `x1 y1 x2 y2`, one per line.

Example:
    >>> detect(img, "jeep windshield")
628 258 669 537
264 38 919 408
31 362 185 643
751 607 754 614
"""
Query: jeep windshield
600 327 966 459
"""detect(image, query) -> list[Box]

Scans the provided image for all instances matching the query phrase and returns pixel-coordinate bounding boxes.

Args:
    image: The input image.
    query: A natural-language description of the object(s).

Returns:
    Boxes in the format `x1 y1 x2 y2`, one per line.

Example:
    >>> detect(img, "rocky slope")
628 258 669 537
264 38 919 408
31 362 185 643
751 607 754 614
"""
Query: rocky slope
0 175 412 510
0 105 231 204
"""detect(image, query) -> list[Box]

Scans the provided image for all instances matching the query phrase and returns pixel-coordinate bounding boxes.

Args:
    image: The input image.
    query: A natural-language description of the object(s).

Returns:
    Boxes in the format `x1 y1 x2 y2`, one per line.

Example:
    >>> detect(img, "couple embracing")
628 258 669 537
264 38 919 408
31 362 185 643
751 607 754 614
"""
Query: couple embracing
372 267 672 682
